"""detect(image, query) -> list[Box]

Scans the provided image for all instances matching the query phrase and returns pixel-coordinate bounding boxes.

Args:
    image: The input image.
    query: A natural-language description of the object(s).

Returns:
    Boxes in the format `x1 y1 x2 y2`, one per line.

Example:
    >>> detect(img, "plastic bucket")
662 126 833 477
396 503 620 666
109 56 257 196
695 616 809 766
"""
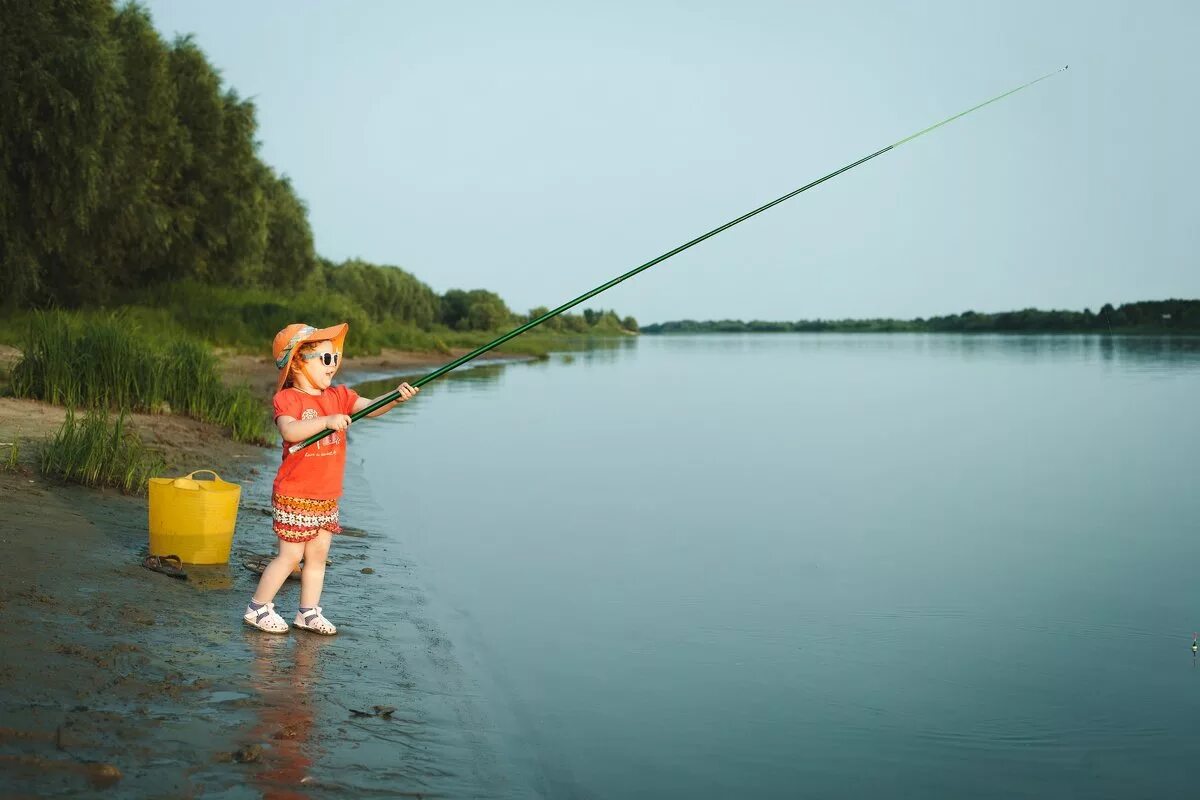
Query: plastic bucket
147 469 241 565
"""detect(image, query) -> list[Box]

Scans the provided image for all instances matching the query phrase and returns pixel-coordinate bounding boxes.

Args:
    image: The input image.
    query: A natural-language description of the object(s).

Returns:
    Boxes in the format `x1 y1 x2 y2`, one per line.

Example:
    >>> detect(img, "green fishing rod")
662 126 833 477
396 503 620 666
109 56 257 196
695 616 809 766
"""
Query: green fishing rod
291 66 1067 454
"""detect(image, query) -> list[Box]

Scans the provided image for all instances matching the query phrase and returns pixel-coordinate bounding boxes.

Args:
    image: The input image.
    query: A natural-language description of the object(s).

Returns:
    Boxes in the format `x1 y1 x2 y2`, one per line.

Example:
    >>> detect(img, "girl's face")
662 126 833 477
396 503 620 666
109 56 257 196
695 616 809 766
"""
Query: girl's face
296 340 339 391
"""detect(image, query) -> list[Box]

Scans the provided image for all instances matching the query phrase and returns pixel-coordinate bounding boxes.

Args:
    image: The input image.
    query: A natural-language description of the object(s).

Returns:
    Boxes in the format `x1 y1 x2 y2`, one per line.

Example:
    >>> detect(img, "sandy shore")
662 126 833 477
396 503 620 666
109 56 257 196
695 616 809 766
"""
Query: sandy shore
0 347 512 796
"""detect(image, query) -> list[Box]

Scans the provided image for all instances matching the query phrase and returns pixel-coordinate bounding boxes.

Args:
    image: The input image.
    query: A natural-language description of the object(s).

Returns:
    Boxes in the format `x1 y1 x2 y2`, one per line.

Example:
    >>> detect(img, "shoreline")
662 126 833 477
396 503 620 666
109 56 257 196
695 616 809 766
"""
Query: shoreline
640 329 1200 336
0 346 527 795
0 450 279 794
0 345 532 477
219 346 534 398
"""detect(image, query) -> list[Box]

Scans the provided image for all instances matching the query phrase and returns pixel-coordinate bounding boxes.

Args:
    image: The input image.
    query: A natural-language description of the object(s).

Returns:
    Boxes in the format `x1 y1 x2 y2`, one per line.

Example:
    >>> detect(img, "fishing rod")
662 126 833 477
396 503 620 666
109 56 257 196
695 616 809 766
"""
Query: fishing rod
291 66 1068 454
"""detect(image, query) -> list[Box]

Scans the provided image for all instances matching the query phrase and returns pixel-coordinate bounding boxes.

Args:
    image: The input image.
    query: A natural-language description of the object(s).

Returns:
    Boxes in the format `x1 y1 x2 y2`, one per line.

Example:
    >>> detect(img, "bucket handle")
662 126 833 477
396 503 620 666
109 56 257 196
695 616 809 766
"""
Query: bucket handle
185 470 223 483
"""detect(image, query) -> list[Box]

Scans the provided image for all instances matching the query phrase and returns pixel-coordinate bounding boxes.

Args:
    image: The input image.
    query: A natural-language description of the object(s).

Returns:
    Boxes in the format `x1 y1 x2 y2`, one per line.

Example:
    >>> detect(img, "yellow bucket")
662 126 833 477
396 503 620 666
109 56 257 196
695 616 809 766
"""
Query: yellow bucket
147 470 241 565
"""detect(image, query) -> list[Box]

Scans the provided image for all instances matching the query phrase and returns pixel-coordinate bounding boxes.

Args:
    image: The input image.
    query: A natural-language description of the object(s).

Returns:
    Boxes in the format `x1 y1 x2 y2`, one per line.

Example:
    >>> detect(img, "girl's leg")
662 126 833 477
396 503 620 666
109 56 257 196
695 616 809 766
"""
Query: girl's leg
298 529 333 609
252 539 306 605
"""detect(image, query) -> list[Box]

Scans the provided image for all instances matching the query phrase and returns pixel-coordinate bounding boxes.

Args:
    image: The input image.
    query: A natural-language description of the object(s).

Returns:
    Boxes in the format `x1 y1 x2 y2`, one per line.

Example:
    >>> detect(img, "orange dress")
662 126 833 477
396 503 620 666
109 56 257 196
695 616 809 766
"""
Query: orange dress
270 385 360 542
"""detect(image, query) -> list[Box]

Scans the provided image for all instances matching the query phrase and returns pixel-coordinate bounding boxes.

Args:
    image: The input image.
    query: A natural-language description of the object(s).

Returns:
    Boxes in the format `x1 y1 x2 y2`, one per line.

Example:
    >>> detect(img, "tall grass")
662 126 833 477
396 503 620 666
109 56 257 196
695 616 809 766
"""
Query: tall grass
11 311 272 443
1 440 18 472
40 409 164 494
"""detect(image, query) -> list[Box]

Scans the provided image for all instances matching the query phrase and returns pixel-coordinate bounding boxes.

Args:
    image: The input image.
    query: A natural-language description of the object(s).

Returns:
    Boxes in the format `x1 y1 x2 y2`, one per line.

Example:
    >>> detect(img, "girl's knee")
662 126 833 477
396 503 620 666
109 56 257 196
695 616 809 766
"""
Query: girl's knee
276 542 305 569
278 552 303 570
305 532 332 560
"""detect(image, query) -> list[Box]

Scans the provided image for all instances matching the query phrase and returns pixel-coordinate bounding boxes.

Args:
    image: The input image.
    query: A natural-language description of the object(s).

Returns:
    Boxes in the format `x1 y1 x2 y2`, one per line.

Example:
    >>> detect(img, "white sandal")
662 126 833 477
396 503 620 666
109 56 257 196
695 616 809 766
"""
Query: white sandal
294 606 337 636
244 602 289 633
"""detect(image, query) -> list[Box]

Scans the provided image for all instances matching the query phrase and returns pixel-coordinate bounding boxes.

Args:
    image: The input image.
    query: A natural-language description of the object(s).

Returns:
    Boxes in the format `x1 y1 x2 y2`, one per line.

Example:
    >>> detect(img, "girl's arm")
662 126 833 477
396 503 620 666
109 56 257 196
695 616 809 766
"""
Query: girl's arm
277 414 351 443
352 382 419 418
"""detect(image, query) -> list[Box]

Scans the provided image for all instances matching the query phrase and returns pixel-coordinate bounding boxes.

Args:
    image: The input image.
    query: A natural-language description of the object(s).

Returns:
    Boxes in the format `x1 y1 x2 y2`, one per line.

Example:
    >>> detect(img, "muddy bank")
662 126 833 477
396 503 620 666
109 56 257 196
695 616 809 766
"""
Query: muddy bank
0 462 514 796
0 354 521 796
0 463 275 796
0 397 268 480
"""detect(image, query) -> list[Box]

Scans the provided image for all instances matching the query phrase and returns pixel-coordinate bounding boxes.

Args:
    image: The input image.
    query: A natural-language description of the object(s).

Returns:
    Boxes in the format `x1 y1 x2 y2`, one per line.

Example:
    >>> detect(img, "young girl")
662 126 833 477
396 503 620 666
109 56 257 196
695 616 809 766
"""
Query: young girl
243 322 418 634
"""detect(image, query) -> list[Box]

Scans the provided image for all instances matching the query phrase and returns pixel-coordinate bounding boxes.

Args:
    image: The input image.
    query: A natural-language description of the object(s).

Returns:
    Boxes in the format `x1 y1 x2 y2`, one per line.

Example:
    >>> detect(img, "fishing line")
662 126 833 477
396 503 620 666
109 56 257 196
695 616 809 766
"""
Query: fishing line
291 66 1068 453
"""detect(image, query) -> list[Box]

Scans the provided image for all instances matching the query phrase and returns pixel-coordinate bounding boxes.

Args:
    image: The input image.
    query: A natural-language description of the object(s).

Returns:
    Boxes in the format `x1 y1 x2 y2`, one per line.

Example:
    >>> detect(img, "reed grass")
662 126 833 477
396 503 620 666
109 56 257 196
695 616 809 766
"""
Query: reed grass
39 409 164 494
11 311 272 444
1 440 18 472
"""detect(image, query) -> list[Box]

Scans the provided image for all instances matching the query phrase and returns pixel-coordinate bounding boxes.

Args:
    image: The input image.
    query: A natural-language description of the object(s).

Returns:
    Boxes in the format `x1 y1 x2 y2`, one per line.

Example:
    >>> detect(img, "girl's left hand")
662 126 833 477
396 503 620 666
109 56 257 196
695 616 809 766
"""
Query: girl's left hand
395 382 419 403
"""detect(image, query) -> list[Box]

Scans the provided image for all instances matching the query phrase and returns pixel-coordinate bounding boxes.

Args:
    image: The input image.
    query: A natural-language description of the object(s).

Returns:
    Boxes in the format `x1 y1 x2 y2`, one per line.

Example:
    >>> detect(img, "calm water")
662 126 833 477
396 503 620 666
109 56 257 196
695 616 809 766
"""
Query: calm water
333 334 1200 798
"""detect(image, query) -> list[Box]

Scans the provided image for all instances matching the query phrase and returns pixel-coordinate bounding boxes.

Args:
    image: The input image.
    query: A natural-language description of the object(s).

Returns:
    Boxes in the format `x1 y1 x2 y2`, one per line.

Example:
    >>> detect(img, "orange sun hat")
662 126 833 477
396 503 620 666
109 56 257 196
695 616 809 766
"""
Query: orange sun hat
272 322 349 393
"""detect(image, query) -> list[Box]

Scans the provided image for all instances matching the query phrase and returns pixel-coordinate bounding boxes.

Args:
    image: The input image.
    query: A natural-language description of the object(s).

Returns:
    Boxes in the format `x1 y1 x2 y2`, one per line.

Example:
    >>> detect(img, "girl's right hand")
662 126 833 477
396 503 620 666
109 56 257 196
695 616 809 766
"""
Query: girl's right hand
324 414 352 431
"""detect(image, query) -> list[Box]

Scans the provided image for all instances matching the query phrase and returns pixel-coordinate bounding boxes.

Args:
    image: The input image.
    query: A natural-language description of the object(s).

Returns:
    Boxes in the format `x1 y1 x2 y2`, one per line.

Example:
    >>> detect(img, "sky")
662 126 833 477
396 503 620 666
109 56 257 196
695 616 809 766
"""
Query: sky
143 0 1197 323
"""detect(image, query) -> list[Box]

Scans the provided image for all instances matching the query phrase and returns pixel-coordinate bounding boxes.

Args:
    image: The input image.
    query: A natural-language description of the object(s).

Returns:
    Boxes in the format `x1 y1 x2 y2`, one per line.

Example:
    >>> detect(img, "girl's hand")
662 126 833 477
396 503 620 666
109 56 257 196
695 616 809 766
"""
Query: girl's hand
395 382 419 403
325 414 352 431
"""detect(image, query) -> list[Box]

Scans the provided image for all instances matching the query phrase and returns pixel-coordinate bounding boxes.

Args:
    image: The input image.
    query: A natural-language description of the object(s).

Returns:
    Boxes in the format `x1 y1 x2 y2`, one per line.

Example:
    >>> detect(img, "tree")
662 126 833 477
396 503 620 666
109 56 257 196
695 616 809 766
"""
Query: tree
161 35 225 282
324 259 440 327
0 0 124 307
204 88 268 286
441 288 510 330
465 291 510 330
527 306 563 330
261 169 316 287
94 2 182 295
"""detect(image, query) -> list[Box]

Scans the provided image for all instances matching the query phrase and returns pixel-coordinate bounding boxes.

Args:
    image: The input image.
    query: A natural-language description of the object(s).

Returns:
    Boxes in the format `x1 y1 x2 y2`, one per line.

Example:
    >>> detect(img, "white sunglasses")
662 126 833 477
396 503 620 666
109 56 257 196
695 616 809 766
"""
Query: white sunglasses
299 352 339 367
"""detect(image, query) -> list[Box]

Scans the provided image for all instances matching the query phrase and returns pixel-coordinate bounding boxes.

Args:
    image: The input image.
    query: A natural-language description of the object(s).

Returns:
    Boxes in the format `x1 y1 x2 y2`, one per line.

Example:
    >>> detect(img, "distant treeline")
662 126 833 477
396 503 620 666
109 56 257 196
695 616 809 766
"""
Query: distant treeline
642 300 1200 334
0 1 634 341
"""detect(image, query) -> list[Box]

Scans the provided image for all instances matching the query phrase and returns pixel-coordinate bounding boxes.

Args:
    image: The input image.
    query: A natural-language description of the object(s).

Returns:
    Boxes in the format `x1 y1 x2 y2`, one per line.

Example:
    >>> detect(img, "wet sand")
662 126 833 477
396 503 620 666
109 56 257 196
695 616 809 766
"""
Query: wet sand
0 351 522 797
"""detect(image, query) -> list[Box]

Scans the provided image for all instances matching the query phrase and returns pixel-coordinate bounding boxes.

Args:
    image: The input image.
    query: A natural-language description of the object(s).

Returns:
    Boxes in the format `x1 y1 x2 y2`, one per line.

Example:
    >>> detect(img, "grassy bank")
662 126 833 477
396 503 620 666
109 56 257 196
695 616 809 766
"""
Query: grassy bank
0 305 634 494
7 311 272 444
0 284 636 362
38 409 164 494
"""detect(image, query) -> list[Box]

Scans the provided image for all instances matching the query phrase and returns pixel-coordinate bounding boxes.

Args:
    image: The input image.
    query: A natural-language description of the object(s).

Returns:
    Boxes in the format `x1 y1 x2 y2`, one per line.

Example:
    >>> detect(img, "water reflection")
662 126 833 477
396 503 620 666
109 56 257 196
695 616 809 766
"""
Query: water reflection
245 633 327 798
644 331 1200 371
348 337 638 398
352 362 508 399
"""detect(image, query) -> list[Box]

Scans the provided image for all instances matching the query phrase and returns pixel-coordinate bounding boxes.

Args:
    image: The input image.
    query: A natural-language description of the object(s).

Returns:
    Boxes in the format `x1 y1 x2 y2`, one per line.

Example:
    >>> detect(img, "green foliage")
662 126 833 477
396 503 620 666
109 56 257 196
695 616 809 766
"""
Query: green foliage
642 300 1200 334
11 311 271 443
39 408 164 494
587 309 627 333
0 0 124 307
123 280 371 353
560 314 590 334
440 289 512 331
0 0 636 372
94 2 182 297
323 259 440 329
360 317 451 354
0 2 314 307
261 170 317 285
526 306 557 330
100 279 635 357
519 306 637 335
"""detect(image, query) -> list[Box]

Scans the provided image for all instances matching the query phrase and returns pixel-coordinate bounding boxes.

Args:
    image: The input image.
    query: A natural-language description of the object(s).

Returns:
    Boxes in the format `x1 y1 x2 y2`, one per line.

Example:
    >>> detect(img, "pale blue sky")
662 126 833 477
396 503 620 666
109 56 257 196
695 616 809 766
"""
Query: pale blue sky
144 0 1197 322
